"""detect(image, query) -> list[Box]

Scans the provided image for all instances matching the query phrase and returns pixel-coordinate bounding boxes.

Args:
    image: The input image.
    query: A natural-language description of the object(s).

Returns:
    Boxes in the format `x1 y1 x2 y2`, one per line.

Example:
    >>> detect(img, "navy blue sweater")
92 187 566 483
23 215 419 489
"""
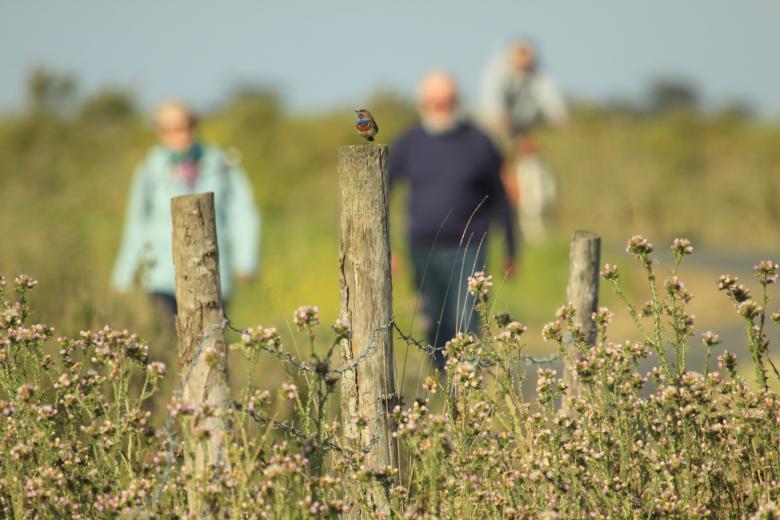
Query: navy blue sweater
389 122 517 258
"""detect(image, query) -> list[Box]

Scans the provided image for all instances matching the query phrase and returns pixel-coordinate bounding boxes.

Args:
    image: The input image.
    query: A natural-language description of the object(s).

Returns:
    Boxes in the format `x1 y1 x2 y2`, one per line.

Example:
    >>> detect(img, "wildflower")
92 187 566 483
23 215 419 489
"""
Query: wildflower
751 500 780 520
600 263 619 281
240 326 282 351
352 413 369 429
536 368 558 395
16 384 37 403
737 300 762 320
147 362 166 378
717 274 739 291
14 274 38 289
701 331 720 348
674 312 695 336
444 332 480 358
293 306 319 331
772 312 780 324
330 318 351 339
0 400 15 416
671 238 694 256
55 372 73 388
495 321 528 342
556 303 576 322
718 351 737 374
281 382 298 400
246 389 271 413
592 307 614 328
665 277 692 303
422 376 439 394
626 235 654 257
167 397 195 417
36 404 56 420
452 360 481 389
542 321 563 343
754 260 779 285
467 271 493 302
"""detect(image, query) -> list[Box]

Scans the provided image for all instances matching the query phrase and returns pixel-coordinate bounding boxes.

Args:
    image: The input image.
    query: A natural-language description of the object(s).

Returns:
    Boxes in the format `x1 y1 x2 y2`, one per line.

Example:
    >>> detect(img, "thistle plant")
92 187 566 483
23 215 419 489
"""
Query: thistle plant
2 239 780 518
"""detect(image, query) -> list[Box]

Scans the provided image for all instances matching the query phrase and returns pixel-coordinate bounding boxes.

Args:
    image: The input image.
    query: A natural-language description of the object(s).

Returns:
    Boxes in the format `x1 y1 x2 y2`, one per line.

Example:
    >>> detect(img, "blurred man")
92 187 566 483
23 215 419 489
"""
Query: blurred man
112 101 260 320
479 39 567 242
390 71 517 373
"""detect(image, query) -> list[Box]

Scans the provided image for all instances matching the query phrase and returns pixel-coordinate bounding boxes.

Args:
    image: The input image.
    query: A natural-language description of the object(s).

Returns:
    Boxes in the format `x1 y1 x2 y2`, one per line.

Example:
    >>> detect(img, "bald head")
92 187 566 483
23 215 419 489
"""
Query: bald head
418 71 459 134
154 101 197 152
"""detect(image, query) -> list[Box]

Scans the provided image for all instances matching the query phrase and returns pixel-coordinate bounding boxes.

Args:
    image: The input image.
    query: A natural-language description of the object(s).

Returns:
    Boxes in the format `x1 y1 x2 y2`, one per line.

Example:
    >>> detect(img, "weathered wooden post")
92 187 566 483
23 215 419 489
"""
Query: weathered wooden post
337 145 398 513
171 192 231 515
563 231 601 408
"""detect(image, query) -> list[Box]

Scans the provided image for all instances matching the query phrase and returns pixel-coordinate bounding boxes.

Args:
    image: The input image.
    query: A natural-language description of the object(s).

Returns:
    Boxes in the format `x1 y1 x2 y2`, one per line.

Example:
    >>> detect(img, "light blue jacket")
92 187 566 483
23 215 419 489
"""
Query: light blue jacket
112 144 260 298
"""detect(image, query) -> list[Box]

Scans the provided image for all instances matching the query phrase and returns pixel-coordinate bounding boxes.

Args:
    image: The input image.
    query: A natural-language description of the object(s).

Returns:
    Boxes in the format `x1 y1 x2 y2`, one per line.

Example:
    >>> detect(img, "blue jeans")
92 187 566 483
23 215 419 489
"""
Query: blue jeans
410 244 487 373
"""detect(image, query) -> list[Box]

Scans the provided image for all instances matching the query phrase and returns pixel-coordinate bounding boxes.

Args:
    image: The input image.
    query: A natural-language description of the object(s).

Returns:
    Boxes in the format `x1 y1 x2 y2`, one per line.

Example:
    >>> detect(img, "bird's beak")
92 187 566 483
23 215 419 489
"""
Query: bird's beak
354 110 360 114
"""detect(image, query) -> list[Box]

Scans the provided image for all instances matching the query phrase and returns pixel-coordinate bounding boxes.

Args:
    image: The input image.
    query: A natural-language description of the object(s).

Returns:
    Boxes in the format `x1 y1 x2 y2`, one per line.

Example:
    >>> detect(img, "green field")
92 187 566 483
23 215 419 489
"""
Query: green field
3 75 780 518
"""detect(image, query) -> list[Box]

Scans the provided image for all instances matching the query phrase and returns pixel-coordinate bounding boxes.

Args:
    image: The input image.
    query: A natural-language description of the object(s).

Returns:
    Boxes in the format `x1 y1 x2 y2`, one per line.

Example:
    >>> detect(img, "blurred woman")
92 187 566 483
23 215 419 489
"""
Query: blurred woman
112 101 260 320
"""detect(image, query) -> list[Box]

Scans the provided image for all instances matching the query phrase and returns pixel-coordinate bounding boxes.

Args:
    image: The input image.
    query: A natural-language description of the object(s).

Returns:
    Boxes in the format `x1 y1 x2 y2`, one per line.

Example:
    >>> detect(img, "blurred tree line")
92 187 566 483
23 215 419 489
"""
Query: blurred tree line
0 68 779 338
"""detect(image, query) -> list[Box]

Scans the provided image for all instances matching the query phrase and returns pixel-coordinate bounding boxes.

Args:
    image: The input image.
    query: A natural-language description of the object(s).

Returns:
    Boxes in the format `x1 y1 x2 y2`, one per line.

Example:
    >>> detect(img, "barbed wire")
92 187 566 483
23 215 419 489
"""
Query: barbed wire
392 320 561 366
235 401 347 453
224 319 313 373
150 310 559 508
392 321 438 356
518 353 562 365
331 319 394 375
226 316 396 457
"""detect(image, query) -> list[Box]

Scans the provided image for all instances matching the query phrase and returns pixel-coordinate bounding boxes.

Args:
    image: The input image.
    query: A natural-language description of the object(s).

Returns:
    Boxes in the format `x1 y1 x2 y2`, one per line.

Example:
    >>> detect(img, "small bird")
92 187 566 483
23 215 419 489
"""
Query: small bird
355 109 379 141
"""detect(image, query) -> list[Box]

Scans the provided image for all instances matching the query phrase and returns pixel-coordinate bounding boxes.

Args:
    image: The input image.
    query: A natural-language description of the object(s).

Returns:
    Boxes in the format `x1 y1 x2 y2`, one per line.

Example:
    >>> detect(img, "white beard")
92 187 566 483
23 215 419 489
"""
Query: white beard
421 114 462 135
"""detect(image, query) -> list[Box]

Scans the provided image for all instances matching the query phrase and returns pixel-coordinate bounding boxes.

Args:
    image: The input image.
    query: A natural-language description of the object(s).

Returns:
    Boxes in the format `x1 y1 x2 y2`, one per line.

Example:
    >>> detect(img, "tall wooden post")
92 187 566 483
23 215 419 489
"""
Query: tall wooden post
563 231 601 407
171 193 231 515
337 145 398 512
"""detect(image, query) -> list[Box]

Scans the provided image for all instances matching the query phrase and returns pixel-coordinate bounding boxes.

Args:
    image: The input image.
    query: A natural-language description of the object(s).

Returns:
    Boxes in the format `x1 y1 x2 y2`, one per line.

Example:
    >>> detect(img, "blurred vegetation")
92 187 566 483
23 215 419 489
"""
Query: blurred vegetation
0 68 778 399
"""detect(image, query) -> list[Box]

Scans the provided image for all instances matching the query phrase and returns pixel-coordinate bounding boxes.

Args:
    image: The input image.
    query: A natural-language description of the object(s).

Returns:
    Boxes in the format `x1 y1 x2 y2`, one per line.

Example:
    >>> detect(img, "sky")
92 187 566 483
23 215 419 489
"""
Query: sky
1 0 779 117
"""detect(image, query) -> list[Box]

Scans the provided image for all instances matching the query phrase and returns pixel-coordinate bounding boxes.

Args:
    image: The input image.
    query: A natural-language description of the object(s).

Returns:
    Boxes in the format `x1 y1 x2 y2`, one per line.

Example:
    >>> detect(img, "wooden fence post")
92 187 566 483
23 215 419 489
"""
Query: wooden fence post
337 145 398 513
563 230 601 408
171 192 231 515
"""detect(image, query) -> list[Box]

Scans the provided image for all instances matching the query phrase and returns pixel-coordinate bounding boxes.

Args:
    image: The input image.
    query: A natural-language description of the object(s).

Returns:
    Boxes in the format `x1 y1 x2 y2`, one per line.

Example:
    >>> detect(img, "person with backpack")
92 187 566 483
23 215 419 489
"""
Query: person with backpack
479 39 568 242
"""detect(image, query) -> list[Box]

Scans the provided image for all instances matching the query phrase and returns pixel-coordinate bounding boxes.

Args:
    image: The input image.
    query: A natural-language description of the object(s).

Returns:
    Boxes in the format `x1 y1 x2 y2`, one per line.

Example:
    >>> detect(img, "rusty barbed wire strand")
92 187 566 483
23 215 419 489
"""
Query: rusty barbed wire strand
150 311 558 508
392 320 561 366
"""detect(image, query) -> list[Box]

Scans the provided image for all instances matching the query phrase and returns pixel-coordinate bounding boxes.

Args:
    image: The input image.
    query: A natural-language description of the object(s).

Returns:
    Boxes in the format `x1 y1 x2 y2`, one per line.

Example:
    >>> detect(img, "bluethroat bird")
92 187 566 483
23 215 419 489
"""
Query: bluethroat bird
355 109 379 141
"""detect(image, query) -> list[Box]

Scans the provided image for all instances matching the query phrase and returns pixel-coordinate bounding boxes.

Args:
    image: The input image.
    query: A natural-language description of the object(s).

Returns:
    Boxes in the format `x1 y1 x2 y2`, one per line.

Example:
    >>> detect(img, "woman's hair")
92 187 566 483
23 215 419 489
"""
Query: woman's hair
153 100 198 129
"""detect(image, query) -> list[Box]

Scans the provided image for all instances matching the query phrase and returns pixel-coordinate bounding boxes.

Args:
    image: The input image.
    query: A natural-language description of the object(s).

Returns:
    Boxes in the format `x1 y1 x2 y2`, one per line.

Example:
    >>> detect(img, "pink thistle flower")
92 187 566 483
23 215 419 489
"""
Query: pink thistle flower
467 271 493 301
671 238 694 256
626 235 654 257
293 306 320 331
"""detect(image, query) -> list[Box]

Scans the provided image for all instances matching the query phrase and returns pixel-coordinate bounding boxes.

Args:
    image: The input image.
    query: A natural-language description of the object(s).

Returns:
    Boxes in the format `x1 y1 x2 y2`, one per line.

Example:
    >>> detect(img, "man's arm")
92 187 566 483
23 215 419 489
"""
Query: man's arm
486 141 518 272
535 75 568 128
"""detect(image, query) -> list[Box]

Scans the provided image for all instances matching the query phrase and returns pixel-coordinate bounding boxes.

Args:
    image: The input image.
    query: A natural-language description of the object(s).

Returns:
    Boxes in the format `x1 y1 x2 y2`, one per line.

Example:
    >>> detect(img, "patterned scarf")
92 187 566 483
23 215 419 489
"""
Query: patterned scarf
169 143 203 189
